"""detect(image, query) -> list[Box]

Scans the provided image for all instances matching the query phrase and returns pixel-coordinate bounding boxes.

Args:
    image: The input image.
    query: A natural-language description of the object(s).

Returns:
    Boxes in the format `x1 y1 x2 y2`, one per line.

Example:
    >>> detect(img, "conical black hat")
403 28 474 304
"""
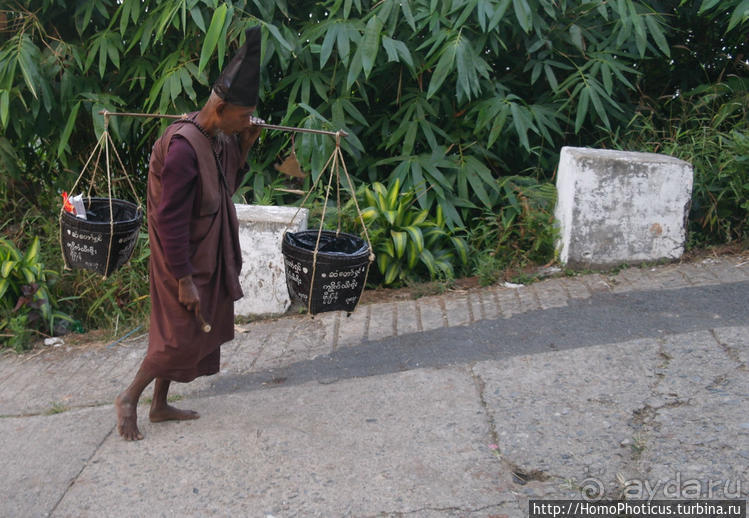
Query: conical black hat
213 26 261 107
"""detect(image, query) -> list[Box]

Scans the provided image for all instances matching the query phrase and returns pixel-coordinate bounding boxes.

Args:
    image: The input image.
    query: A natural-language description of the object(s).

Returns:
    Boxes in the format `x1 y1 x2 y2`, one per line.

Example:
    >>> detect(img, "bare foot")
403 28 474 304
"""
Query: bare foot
115 393 143 441
149 404 200 423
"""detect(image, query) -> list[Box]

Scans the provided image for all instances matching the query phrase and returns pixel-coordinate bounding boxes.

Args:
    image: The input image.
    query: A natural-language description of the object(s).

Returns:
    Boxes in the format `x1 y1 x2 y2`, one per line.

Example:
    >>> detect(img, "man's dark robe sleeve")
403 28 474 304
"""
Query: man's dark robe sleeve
157 135 198 279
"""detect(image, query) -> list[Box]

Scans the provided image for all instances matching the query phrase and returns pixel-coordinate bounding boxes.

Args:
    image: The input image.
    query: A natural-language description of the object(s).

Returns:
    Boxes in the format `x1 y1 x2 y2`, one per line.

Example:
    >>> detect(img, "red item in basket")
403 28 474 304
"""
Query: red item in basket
62 191 75 215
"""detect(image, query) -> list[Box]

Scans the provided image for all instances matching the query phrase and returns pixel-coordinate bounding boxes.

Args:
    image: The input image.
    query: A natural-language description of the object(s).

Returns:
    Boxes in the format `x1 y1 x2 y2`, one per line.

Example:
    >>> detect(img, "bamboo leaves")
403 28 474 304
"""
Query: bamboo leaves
0 90 8 128
146 55 203 113
320 21 359 67
381 36 413 69
58 101 81 158
10 34 43 100
85 31 123 79
512 0 533 33
198 3 228 74
455 155 499 209
384 92 447 155
320 23 338 68
699 0 749 30
0 138 21 179
569 24 584 53
400 0 416 31
643 11 670 57
454 33 491 102
2 0 746 276
361 15 383 78
426 30 490 102
613 0 670 57
727 0 749 30
476 0 512 33
426 34 457 100
263 21 295 53
2 0 689 194
471 93 562 150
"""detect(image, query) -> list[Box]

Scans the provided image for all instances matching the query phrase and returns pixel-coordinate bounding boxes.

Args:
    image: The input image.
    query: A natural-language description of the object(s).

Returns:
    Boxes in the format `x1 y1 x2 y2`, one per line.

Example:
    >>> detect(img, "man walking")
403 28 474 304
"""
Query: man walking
115 27 263 441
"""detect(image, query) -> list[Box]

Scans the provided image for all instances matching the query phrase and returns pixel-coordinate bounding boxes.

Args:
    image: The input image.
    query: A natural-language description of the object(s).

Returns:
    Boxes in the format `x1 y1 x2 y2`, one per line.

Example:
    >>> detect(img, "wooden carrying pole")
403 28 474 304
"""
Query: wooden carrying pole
98 110 348 138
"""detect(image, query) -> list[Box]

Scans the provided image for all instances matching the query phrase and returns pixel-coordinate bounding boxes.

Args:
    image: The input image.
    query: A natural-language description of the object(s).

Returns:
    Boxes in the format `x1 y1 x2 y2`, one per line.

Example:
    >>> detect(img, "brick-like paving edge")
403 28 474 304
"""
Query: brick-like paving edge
1 256 747 417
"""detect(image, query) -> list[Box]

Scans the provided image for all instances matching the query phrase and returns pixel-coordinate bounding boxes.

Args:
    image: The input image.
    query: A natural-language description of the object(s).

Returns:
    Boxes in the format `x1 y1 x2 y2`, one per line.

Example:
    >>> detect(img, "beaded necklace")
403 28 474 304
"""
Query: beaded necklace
184 116 230 191
187 117 213 140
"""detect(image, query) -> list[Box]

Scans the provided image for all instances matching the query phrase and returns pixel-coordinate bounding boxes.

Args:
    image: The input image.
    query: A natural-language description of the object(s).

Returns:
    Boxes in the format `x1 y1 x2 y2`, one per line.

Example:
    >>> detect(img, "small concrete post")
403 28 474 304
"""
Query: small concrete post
234 204 308 317
554 147 693 270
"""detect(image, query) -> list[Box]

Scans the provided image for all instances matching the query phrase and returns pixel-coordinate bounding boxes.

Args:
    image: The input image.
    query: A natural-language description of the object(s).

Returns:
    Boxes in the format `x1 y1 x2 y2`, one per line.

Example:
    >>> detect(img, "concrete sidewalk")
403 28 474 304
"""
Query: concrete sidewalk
1 255 748 517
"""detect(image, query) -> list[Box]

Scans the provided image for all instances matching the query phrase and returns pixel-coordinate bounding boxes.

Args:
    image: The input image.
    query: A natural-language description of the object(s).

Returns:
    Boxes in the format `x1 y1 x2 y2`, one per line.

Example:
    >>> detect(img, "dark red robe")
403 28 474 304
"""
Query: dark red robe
142 116 244 382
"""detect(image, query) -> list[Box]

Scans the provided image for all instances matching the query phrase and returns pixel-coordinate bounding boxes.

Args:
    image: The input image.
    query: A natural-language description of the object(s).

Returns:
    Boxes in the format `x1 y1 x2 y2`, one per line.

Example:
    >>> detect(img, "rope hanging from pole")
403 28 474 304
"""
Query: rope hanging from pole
87 109 374 312
59 113 143 278
281 129 375 316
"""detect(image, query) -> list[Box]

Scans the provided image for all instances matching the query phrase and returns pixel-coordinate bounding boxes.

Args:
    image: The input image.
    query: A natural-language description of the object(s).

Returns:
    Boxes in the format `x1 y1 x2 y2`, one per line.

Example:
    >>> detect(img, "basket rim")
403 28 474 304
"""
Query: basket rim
285 229 364 238
61 196 142 227
283 230 370 260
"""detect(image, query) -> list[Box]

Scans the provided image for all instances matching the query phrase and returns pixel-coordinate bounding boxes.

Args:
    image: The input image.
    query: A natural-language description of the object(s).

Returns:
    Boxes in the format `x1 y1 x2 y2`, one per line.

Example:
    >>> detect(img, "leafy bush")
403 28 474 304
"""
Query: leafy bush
0 0 746 332
332 179 468 286
55 232 151 333
0 0 682 224
607 79 749 246
0 237 73 351
366 179 469 285
468 176 557 285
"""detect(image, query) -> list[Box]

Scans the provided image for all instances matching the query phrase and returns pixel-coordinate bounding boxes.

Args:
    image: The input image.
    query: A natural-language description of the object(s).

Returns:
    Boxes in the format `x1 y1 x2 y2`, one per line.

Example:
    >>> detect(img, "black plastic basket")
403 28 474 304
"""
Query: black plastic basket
282 230 371 315
61 197 142 277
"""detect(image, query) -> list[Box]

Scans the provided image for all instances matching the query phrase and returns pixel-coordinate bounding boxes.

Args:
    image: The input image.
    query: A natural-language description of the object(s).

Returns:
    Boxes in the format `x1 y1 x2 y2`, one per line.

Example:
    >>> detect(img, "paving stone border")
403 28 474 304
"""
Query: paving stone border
1 256 747 417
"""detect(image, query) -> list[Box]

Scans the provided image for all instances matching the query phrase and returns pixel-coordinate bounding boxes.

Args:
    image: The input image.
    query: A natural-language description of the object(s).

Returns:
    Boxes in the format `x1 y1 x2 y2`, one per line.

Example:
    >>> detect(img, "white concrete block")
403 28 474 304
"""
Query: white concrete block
554 147 693 269
235 204 308 317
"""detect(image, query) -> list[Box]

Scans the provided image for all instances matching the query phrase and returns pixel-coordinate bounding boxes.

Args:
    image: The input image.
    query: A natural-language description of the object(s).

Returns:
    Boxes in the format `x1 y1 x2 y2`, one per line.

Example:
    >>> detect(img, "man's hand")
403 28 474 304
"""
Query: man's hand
178 275 201 312
239 116 264 158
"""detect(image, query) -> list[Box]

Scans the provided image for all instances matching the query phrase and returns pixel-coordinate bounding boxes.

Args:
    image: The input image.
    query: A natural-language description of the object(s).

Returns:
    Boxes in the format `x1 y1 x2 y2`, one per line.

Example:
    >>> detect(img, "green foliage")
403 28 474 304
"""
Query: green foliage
2 202 149 343
607 79 749 246
698 0 749 32
1 0 745 215
45 401 69 415
357 179 468 286
59 232 151 332
0 0 682 220
468 176 558 286
0 0 746 333
4 313 32 353
232 168 290 206
0 236 73 351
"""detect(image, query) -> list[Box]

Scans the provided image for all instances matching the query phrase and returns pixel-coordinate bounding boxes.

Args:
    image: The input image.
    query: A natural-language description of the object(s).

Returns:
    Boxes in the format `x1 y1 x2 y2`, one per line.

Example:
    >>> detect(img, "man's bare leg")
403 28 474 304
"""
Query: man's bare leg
149 378 200 422
115 364 156 441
